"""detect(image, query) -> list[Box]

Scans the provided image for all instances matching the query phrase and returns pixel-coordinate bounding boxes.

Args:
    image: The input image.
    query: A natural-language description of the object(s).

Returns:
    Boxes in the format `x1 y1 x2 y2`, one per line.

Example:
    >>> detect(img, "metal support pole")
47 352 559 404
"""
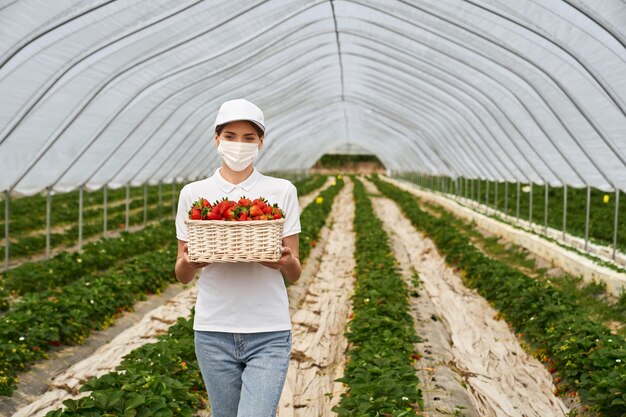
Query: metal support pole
46 187 51 259
78 186 83 250
562 184 567 241
543 182 549 235
495 181 498 211
158 181 162 214
584 185 590 251
485 180 491 208
504 181 509 215
4 191 9 272
613 189 620 260
143 183 148 225
529 183 533 224
516 181 520 222
103 185 108 233
125 184 130 230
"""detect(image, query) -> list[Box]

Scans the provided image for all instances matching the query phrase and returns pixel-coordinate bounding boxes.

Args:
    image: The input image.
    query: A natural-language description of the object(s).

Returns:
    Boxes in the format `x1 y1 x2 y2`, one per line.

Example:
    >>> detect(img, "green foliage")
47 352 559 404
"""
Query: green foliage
373 175 626 416
298 177 344 264
2 220 174 297
45 316 205 417
0 184 180 260
0 237 178 396
333 178 422 416
314 154 384 169
400 173 626 254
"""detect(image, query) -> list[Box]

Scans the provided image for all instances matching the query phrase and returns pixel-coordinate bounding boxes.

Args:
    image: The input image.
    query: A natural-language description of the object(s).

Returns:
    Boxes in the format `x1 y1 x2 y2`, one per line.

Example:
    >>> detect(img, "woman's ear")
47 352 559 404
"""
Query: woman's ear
214 133 219 147
258 136 264 151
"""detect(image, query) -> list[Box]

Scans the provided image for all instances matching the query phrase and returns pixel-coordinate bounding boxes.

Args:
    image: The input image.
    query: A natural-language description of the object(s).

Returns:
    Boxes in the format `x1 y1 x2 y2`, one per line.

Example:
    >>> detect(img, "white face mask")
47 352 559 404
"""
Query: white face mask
217 140 259 171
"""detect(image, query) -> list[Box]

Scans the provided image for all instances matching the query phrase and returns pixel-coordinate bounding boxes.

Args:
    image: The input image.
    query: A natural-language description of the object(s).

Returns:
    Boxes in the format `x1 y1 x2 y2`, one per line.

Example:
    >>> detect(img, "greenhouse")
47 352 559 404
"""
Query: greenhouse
0 1 625 416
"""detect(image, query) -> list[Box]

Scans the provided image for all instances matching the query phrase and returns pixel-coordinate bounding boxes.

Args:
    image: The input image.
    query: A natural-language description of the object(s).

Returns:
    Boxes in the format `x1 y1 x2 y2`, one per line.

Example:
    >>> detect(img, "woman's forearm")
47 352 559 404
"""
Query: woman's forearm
281 256 302 284
175 257 198 284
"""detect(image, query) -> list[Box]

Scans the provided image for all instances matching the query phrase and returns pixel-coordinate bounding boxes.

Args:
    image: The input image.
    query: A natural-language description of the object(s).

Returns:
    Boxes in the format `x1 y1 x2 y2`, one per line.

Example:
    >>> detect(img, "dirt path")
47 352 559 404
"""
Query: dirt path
278 178 355 417
298 176 336 208
4 183 338 417
362 178 568 417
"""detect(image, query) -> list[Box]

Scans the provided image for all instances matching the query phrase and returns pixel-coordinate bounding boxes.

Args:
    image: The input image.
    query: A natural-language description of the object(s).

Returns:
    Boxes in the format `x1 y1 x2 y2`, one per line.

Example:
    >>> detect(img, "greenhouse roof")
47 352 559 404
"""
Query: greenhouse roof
1 0 625 195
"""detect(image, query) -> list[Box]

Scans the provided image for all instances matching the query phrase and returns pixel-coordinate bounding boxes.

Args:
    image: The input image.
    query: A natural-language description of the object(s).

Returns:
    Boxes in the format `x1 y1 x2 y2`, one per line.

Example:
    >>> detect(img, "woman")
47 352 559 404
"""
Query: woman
174 98 302 417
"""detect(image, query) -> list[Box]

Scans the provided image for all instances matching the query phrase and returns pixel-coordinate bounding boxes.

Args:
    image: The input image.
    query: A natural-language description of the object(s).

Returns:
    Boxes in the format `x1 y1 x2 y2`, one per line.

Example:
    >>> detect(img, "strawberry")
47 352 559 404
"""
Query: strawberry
216 199 230 215
202 198 211 208
238 197 252 207
259 214 268 221
271 207 283 219
190 207 202 220
238 213 249 221
262 205 272 214
206 210 221 220
249 205 263 217
252 198 267 209
224 207 235 220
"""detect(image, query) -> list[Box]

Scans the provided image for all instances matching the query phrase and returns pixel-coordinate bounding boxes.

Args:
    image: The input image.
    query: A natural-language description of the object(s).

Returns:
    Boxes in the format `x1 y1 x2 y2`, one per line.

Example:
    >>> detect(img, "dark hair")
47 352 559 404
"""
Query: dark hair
215 121 264 138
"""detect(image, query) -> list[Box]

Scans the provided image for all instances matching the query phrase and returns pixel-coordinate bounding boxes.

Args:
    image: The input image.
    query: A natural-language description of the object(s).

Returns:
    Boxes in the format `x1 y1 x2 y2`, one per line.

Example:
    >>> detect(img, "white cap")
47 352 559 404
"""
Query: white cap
214 99 265 133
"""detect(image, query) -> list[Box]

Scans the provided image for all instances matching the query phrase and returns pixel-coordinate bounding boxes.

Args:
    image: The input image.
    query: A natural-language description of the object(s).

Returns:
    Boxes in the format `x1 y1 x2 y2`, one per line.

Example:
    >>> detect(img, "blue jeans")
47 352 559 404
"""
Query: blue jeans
194 330 292 417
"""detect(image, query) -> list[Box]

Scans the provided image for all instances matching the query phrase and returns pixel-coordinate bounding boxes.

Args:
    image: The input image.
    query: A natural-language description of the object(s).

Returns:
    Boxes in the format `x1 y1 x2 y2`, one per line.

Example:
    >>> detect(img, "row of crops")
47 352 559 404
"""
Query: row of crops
0 183 182 262
372 175 626 415
41 176 344 416
398 173 626 256
0 174 333 398
3 172 625 416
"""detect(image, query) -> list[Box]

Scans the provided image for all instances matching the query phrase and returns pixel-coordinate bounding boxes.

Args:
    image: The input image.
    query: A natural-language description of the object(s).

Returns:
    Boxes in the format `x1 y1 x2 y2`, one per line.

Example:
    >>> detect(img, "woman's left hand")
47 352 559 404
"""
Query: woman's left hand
260 246 293 270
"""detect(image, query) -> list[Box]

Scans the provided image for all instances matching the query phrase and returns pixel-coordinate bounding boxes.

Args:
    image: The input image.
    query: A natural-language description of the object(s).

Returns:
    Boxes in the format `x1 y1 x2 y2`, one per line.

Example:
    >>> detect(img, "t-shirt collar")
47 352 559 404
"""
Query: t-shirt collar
213 167 261 194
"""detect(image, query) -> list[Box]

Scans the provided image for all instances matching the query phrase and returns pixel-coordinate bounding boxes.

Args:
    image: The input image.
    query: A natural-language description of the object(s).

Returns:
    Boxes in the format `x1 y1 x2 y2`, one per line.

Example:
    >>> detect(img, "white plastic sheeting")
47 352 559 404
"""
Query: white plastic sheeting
0 0 625 195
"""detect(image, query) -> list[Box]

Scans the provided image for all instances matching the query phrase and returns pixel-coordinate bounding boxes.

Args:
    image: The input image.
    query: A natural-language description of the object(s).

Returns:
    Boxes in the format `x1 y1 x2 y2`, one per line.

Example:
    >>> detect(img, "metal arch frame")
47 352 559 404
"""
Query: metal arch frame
344 73 503 180
340 0 616 189
158 71 338 182
0 0 211 146
341 29 576 187
0 0 119 69
560 0 626 47
1 0 620 192
468 0 626 116
343 40 542 183
391 0 625 189
77 30 337 187
2 0 318 193
343 96 472 177
12 3 334 192
168 69 344 181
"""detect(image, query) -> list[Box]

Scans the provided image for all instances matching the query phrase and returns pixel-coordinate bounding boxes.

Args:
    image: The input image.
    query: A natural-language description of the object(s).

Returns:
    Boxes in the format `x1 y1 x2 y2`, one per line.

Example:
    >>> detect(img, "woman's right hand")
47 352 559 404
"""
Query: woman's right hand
182 242 210 269
175 240 209 284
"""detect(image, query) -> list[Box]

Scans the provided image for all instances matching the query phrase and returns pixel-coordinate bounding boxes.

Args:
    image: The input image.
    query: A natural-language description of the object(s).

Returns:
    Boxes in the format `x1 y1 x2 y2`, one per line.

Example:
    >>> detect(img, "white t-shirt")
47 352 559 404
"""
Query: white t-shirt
175 167 301 333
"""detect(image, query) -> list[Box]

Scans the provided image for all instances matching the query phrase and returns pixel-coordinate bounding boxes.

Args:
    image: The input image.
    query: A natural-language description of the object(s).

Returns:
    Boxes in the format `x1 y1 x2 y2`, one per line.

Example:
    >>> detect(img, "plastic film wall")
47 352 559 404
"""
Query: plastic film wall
0 0 625 196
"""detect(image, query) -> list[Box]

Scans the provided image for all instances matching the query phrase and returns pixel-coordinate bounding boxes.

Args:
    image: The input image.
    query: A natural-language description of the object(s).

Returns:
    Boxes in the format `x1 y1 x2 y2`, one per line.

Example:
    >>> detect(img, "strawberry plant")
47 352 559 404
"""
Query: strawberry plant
1 220 175 298
0 241 178 396
333 178 422 416
45 315 205 417
373 175 626 416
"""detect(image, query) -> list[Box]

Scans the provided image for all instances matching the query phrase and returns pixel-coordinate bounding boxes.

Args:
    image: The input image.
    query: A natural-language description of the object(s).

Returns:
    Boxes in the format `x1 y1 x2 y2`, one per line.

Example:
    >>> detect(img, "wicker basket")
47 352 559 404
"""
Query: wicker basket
185 218 285 263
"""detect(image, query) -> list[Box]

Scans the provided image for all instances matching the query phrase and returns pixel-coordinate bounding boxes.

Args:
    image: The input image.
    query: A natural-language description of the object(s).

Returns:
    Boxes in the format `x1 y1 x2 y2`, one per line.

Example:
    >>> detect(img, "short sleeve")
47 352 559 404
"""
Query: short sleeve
175 185 192 241
282 182 301 237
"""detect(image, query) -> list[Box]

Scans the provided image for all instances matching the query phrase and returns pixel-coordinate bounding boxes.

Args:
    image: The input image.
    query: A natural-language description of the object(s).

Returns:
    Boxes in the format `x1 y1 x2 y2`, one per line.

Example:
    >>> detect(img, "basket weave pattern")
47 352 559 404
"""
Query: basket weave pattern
185 218 285 263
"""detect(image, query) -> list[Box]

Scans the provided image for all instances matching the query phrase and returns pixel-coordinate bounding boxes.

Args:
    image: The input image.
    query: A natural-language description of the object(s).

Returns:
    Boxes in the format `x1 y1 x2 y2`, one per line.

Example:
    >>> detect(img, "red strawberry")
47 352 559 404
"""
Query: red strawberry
206 210 221 220
224 207 235 220
272 208 283 219
190 207 202 220
249 205 263 217
238 213 249 221
262 206 272 214
202 198 211 207
216 199 230 215
259 214 268 220
238 197 251 207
